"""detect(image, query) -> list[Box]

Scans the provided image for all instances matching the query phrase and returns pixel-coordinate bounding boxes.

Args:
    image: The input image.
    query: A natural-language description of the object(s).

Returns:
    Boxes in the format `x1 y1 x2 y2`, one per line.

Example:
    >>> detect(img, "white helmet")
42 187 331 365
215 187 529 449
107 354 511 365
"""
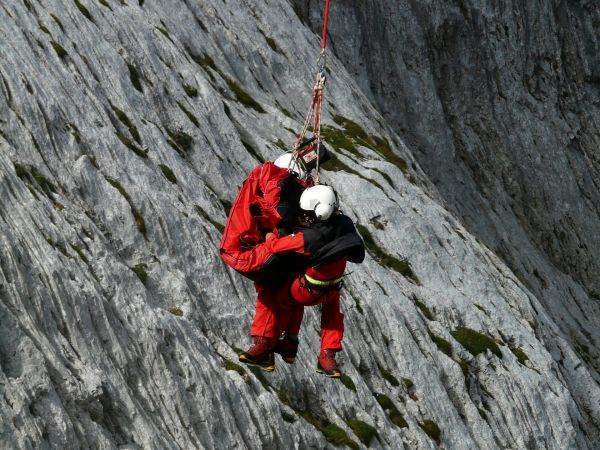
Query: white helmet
300 185 337 221
274 153 305 178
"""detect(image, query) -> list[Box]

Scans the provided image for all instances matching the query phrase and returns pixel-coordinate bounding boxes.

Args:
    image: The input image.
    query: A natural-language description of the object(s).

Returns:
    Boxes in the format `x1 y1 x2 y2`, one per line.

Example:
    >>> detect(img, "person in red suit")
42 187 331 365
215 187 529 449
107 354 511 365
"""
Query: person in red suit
239 185 365 377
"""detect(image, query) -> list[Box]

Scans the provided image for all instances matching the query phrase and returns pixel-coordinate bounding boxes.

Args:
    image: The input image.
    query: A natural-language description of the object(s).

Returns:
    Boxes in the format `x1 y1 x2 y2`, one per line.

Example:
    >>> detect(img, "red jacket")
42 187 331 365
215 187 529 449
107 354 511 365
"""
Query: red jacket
219 162 308 276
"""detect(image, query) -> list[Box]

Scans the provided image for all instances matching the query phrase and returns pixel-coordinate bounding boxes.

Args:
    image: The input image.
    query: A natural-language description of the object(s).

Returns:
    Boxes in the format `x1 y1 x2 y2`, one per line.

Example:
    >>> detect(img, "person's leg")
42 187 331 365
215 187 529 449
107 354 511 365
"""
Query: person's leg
249 283 279 339
273 280 304 364
241 283 278 370
320 289 344 352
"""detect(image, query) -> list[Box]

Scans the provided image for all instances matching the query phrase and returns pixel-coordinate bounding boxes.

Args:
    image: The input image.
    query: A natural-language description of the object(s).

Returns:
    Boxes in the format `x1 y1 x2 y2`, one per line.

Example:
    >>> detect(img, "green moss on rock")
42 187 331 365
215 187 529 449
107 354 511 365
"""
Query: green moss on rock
339 374 356 392
419 419 441 445
70 244 87 263
374 393 408 428
451 327 502 358
51 41 68 59
224 359 246 376
183 83 198 97
111 105 141 145
195 205 224 233
509 346 529 365
116 132 147 158
131 263 148 284
379 366 400 387
127 63 143 92
346 419 378 446
430 333 453 357
74 0 95 23
226 78 265 113
322 424 359 449
159 164 177 184
281 411 296 423
415 298 434 320
169 306 183 317
14 163 58 199
106 177 147 237
177 101 200 128
357 224 419 284
166 129 193 157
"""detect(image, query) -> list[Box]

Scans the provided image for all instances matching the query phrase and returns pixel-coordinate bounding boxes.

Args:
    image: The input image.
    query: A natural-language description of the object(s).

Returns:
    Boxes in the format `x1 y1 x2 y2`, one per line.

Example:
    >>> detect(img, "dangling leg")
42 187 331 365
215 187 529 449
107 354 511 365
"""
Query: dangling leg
271 278 304 364
241 283 278 371
317 289 344 378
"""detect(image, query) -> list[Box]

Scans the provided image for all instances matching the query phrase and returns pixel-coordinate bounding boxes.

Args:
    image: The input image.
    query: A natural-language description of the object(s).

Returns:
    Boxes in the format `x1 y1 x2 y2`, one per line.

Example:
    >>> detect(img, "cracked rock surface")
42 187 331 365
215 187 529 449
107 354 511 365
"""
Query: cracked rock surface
0 0 598 448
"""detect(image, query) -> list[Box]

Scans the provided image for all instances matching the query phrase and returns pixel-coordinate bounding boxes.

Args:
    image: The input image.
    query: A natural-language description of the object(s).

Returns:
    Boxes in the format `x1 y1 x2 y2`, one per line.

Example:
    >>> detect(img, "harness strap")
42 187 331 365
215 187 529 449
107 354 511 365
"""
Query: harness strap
304 273 344 287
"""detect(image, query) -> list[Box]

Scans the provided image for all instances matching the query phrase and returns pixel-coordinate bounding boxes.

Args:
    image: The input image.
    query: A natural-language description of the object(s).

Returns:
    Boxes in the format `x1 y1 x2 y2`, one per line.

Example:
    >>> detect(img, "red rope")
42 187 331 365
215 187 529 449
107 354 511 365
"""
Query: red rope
321 0 332 49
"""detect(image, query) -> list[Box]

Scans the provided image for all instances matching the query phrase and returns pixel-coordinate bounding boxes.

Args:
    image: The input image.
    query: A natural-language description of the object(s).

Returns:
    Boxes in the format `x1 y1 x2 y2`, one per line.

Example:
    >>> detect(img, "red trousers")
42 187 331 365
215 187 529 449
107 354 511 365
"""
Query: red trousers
250 260 346 351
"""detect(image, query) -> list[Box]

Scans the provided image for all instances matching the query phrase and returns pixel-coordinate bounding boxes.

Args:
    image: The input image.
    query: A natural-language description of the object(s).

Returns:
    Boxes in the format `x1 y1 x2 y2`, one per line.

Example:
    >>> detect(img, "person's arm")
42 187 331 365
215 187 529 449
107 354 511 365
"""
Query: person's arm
264 232 308 255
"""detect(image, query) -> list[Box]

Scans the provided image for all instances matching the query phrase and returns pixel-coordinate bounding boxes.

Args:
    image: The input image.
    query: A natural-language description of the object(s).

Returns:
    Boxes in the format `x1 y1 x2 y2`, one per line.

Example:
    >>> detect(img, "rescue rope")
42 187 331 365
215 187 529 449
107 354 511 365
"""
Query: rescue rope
291 0 332 184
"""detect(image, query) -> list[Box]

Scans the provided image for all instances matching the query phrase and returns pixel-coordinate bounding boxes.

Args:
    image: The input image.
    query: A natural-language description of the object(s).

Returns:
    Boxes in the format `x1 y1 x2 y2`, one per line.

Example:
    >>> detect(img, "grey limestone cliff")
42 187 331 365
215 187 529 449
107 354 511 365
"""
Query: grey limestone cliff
0 0 599 449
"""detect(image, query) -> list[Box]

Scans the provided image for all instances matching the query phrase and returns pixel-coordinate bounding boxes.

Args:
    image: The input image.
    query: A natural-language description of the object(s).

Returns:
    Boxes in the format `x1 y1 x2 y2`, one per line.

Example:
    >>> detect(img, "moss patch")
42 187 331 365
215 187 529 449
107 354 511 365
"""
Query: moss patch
183 83 198 97
131 263 148 284
224 359 246 377
169 307 183 317
127 63 143 92
418 420 441 445
97 0 112 10
166 129 193 157
346 420 377 446
159 164 177 184
70 244 87 263
374 393 408 428
357 224 419 284
195 205 224 233
74 0 95 23
116 132 147 158
326 115 409 174
415 298 434 320
111 105 141 145
339 374 356 392
402 378 414 390
106 177 147 237
451 327 502 358
321 424 359 449
177 101 200 128
379 366 400 387
14 163 58 199
51 41 68 59
225 78 265 113
430 333 452 357
509 346 529 365
281 411 296 423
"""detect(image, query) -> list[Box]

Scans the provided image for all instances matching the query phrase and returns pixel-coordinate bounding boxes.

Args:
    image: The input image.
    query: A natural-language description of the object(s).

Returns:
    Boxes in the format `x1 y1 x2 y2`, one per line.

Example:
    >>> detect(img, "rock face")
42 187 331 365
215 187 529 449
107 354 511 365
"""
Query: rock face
0 0 598 449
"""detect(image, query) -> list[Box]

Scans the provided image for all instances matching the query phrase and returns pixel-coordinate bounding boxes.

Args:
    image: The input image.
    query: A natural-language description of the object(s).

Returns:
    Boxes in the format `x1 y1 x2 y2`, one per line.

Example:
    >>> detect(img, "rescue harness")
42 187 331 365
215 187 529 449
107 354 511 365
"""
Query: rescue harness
290 0 332 184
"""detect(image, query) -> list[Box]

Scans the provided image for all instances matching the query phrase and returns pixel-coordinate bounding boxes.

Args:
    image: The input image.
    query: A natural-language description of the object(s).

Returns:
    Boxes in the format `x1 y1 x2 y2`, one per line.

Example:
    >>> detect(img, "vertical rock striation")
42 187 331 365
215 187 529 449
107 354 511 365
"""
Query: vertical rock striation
0 0 598 448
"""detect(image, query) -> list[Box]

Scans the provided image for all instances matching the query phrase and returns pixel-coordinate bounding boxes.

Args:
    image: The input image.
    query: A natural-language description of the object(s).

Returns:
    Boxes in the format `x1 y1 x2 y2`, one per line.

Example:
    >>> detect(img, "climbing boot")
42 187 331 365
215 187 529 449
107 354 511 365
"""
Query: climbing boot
316 349 342 378
274 334 299 364
239 336 276 372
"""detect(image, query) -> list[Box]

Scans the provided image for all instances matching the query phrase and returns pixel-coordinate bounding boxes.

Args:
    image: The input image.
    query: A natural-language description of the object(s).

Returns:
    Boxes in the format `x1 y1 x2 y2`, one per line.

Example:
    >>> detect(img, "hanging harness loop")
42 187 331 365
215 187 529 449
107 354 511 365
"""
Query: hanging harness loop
290 0 333 185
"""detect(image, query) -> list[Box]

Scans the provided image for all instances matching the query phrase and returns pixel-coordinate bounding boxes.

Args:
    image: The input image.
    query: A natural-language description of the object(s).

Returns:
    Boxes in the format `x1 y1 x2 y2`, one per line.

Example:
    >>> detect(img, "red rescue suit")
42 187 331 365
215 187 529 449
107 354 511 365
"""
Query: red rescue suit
219 162 309 279
250 213 365 351
250 257 347 351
